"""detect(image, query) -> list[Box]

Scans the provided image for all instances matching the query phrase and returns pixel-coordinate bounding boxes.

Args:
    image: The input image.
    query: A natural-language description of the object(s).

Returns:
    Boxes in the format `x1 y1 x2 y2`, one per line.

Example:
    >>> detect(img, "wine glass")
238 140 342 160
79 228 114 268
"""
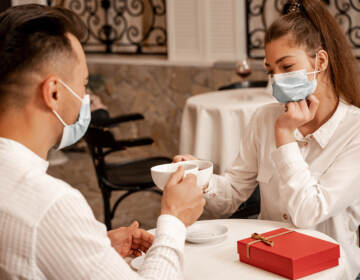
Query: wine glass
236 59 252 88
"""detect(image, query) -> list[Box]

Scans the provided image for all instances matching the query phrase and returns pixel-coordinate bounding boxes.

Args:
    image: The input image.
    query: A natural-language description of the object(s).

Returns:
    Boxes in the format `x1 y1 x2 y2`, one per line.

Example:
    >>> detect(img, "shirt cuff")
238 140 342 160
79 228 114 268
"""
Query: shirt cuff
155 214 186 252
271 142 308 181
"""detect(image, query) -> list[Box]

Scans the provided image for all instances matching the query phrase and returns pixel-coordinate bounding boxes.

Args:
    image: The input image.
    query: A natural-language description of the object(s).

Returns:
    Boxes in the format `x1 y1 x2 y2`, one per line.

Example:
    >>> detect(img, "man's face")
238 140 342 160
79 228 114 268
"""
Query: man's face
57 33 89 126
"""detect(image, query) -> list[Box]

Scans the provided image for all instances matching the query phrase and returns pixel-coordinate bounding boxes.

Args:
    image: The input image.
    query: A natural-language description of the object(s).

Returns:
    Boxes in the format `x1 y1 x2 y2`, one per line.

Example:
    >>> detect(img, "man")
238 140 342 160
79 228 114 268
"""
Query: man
0 4 205 279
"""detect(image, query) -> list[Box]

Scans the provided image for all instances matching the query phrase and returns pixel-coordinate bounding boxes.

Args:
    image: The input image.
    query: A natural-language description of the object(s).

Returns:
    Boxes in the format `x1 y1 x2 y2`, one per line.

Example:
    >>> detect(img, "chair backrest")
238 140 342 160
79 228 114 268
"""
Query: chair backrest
84 109 118 186
85 108 117 163
84 127 111 182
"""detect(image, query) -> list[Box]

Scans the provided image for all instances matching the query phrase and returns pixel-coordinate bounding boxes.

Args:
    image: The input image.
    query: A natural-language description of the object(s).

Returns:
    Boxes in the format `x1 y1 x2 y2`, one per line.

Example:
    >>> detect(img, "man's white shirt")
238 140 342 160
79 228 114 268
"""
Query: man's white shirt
0 137 185 279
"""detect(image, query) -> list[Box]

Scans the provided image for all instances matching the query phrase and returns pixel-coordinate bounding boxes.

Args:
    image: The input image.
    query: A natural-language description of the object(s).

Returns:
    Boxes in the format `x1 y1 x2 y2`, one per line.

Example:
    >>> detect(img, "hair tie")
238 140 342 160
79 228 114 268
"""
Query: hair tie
283 0 302 14
290 0 302 12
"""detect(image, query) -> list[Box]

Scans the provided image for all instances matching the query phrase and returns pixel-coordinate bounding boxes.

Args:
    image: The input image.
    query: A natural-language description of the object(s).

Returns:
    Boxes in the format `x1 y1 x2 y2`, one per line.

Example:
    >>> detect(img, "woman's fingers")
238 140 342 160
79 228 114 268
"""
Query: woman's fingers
298 99 309 113
172 154 197 163
307 95 320 117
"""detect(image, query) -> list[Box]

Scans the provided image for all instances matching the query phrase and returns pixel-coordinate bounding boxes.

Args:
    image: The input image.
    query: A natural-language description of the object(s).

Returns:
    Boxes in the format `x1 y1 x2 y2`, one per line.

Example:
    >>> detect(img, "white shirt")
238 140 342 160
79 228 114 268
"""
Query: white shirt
206 101 360 279
0 137 186 280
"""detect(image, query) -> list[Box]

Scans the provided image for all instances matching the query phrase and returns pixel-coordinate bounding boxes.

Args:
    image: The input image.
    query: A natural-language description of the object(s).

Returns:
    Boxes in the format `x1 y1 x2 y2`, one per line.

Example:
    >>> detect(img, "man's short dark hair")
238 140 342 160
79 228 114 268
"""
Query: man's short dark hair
0 4 87 108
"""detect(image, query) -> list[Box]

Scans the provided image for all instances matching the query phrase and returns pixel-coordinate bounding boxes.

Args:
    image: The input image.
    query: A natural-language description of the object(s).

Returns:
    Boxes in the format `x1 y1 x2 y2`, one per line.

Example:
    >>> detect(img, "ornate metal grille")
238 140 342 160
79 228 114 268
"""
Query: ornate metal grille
246 0 360 59
56 0 167 55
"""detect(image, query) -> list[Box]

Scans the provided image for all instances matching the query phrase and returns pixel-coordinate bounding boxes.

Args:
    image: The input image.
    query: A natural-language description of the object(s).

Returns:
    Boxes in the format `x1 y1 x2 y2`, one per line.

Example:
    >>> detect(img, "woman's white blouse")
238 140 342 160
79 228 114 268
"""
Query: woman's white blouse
206 101 360 278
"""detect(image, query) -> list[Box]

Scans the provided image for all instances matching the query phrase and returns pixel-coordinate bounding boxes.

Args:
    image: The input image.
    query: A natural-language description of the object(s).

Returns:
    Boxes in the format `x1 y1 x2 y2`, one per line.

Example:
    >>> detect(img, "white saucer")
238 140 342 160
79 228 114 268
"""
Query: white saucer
130 254 145 271
186 223 228 244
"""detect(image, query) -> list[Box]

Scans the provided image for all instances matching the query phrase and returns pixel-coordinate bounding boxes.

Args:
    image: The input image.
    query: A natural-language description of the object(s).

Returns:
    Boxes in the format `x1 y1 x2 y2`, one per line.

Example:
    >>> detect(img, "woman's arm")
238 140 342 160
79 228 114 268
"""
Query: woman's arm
204 109 261 218
272 139 360 228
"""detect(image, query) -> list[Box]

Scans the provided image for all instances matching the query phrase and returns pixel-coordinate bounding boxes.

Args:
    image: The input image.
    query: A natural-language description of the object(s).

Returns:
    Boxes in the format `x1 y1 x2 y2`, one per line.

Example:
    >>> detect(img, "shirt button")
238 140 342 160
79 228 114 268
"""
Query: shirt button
283 213 288 220
303 142 308 146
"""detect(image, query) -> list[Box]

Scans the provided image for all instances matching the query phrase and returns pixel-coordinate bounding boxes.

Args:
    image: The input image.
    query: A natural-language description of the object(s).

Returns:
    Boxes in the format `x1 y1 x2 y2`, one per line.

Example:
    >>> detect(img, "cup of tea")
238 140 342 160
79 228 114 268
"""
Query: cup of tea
151 163 199 190
151 160 214 192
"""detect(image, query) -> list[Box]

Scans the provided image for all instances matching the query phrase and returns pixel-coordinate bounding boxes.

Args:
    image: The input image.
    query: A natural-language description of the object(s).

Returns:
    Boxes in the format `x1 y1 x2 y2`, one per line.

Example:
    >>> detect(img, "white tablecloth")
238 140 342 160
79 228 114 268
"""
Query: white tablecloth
183 219 346 280
179 88 275 174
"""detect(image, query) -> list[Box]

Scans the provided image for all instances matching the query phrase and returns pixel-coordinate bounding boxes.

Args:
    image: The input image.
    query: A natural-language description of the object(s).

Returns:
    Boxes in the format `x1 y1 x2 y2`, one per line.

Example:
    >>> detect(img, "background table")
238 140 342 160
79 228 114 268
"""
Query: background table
183 219 346 279
179 88 275 174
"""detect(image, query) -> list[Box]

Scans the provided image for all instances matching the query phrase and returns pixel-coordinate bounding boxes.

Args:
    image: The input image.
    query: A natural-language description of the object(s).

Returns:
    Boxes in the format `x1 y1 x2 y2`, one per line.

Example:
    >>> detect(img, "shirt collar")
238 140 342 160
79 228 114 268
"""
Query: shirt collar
0 137 49 173
294 100 348 149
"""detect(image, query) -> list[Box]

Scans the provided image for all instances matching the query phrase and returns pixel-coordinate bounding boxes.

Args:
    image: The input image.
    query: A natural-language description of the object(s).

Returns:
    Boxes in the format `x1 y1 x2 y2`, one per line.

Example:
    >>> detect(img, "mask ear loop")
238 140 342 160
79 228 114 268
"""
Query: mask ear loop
53 110 68 127
313 53 318 80
58 79 83 102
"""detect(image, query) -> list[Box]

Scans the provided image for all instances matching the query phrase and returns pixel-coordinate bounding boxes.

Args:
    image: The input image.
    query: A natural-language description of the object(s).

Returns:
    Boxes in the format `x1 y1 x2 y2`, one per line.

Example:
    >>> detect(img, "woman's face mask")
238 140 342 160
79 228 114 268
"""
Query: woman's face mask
271 54 321 104
52 79 91 150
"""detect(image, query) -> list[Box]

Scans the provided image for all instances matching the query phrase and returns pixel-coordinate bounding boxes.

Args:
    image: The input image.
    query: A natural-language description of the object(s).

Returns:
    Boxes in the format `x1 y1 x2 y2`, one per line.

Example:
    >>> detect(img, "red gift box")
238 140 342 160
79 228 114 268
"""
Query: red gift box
237 228 340 279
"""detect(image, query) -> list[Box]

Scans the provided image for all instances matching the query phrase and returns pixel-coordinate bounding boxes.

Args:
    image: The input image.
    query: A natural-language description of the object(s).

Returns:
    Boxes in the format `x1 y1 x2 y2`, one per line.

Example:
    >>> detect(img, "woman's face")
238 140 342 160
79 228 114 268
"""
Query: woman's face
264 34 316 77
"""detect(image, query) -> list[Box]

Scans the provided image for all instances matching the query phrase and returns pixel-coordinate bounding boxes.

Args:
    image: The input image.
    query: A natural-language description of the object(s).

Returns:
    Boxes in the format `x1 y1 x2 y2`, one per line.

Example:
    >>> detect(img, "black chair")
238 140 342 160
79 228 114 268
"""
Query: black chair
229 185 260 219
218 80 268 91
84 109 171 229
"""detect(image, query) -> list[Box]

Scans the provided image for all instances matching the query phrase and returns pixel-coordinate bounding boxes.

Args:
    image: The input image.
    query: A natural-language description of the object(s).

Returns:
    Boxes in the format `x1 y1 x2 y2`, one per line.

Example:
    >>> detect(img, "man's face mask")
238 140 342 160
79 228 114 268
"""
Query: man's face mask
52 79 91 150
272 54 321 104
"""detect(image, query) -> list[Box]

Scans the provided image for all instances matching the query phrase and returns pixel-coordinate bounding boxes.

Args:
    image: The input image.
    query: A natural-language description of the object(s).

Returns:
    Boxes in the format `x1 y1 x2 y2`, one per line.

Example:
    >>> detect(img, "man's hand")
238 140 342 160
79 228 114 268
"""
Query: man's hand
275 95 320 147
161 166 205 227
172 154 197 163
107 221 154 258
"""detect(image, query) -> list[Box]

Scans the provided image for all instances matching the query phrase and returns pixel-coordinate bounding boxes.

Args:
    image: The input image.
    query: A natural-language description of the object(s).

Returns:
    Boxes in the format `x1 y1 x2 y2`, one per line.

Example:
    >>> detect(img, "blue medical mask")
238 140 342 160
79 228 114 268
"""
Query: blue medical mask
272 55 321 103
53 79 91 150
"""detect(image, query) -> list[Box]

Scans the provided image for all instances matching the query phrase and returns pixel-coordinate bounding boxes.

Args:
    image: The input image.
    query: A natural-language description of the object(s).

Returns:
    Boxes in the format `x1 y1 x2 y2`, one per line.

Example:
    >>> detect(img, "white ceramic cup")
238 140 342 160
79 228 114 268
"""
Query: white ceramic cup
151 160 214 193
181 160 213 189
151 163 199 190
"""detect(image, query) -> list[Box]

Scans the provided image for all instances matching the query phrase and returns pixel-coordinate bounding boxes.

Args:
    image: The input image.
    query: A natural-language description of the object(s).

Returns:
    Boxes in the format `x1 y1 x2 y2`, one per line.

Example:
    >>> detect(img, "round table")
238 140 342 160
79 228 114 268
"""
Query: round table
183 219 346 279
179 88 275 174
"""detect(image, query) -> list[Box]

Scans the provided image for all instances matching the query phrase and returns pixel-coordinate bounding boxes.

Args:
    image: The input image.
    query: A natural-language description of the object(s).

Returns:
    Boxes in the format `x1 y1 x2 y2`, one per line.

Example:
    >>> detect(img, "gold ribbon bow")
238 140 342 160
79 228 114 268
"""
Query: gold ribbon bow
246 230 294 258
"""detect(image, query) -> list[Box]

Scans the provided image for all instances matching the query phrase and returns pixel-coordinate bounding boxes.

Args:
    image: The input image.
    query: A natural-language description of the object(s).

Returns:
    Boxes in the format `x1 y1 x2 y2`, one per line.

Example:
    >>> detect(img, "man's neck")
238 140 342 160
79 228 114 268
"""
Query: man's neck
0 110 53 159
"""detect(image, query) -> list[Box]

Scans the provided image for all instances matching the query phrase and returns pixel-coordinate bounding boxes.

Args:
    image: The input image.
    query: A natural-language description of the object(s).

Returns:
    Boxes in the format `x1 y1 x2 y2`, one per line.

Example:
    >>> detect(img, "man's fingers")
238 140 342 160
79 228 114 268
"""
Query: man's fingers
166 166 184 186
130 249 142 257
132 229 154 246
183 173 197 184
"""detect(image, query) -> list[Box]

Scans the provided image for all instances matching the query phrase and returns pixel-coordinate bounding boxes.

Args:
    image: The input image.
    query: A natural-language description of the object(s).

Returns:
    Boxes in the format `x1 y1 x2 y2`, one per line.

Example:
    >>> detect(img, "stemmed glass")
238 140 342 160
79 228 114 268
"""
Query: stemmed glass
236 59 252 88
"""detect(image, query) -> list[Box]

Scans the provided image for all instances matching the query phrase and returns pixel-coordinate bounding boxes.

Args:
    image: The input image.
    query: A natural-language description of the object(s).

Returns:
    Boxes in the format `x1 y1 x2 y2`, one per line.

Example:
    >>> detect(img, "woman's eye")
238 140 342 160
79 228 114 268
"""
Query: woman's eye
283 65 294 70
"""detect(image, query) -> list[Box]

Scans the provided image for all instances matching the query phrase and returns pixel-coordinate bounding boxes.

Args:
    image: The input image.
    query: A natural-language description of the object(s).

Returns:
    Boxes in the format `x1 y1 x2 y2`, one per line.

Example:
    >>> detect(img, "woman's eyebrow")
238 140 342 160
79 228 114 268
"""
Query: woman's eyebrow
275 55 295 64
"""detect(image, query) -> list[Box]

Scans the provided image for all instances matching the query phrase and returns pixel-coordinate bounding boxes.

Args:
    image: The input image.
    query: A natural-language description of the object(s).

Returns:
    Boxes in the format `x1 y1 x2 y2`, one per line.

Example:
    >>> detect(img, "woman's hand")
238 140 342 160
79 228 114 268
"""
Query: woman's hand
275 95 320 148
172 154 197 163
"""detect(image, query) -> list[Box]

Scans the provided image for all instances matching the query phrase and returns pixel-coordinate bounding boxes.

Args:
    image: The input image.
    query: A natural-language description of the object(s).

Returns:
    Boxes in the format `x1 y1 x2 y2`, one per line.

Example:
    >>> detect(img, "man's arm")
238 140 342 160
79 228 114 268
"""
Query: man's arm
36 168 204 280
36 191 185 280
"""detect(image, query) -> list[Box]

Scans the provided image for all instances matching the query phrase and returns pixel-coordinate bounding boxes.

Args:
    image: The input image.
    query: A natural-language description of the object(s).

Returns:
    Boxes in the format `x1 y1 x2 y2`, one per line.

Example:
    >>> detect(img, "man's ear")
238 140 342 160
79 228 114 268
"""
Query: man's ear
41 76 60 111
317 50 328 72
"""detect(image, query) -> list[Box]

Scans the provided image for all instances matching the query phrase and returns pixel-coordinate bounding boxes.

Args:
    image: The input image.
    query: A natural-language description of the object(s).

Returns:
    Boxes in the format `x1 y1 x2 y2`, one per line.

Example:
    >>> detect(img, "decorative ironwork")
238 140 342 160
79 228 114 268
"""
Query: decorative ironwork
246 0 360 59
56 0 167 55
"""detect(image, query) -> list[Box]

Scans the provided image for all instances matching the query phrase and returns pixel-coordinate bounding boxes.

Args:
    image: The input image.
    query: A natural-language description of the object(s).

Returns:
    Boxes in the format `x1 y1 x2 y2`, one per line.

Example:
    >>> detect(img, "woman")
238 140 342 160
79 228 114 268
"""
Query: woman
175 0 360 278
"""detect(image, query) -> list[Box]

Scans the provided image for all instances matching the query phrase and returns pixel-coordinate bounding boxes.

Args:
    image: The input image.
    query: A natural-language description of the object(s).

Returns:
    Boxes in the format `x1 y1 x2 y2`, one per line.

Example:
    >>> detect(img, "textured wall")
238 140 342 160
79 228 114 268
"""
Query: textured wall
87 61 267 159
